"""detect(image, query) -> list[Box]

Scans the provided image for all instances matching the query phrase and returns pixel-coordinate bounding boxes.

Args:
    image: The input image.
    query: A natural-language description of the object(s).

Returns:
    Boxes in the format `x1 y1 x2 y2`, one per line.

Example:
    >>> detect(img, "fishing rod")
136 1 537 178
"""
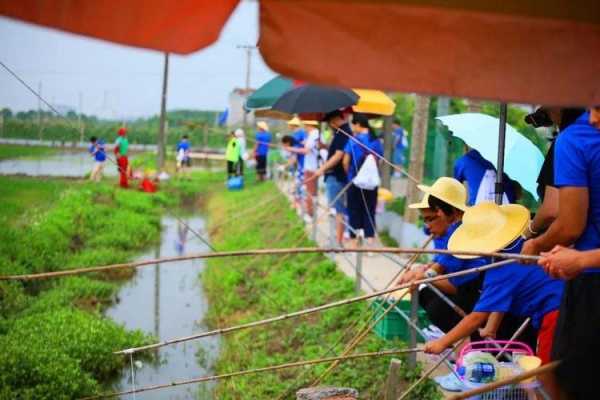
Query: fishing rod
0 247 538 281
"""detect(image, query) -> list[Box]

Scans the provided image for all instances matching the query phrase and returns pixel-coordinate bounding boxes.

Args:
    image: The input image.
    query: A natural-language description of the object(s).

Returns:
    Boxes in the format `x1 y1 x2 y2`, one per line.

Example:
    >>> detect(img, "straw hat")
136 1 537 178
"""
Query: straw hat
378 187 394 202
302 120 320 126
448 202 529 259
287 117 302 126
416 177 468 211
257 121 269 131
408 193 430 209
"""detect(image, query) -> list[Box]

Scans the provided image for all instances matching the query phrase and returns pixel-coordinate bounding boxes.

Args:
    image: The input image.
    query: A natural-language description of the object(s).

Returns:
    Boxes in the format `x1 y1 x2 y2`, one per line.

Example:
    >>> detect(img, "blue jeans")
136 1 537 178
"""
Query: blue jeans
325 176 346 214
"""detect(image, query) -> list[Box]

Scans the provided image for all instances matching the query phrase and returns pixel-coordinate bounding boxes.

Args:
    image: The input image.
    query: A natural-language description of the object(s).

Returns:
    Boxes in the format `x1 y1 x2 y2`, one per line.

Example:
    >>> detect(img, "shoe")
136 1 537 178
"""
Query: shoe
433 372 465 392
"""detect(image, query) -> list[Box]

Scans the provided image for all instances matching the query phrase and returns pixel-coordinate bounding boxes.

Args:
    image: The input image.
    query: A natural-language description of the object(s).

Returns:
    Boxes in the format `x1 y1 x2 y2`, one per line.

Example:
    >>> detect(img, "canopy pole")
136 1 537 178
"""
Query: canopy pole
495 103 507 205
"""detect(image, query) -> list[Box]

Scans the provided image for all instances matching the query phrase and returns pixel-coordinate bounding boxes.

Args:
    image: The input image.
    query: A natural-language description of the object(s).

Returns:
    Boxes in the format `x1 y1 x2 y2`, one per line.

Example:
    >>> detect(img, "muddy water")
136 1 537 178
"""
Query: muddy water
0 152 118 177
106 216 219 399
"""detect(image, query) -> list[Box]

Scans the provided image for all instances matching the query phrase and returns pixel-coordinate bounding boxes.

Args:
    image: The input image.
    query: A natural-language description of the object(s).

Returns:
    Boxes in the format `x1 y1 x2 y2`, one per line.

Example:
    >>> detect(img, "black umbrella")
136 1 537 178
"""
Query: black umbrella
271 84 359 116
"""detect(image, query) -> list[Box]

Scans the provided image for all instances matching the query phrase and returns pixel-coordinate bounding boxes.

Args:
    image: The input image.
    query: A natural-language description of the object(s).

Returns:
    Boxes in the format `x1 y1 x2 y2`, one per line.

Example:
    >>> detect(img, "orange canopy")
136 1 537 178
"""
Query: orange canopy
1 0 598 105
0 0 239 53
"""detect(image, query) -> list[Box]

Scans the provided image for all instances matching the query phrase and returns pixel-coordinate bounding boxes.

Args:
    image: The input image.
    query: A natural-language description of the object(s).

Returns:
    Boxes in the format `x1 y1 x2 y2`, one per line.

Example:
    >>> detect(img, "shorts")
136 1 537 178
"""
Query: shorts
256 155 267 175
295 167 305 199
325 176 346 214
552 274 600 399
536 309 558 364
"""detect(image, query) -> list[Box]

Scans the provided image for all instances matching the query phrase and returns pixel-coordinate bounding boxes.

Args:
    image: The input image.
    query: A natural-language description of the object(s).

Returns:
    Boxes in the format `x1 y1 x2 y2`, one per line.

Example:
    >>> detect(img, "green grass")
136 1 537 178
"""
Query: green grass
0 177 191 399
203 181 440 399
0 144 59 160
386 196 407 216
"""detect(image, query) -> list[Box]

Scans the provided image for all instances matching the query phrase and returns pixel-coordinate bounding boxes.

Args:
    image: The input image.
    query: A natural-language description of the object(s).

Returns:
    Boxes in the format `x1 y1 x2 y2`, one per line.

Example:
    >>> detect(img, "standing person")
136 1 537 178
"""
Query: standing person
114 127 129 188
392 119 407 177
288 117 306 211
522 110 600 399
453 146 516 205
225 131 240 179
176 134 191 174
311 109 353 246
522 107 585 239
342 113 383 248
253 121 272 181
283 120 321 219
234 128 246 176
88 136 106 182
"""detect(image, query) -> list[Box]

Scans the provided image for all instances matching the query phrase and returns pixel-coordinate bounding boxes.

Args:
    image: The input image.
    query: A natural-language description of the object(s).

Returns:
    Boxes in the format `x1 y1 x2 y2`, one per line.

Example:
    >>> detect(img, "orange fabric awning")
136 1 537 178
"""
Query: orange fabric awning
0 0 239 54
258 0 600 106
1 0 598 105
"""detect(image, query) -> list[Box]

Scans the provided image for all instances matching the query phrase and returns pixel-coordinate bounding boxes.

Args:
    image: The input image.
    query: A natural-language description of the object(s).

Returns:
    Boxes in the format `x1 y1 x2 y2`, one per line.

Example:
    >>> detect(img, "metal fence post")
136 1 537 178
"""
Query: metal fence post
311 186 318 242
408 288 419 369
355 233 363 294
329 209 336 249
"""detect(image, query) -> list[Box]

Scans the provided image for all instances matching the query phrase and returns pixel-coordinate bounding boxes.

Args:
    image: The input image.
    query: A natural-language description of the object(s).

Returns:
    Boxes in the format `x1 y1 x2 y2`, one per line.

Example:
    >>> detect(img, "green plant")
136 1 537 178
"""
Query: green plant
386 196 406 216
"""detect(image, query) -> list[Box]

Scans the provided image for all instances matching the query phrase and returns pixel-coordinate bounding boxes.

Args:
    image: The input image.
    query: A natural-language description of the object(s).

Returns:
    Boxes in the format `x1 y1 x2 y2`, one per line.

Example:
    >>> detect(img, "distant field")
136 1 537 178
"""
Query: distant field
0 144 60 160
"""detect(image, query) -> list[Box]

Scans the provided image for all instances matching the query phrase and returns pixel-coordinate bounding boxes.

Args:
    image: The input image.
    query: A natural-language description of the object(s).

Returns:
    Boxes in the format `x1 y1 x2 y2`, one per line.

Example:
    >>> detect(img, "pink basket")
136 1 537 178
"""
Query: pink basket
457 340 534 366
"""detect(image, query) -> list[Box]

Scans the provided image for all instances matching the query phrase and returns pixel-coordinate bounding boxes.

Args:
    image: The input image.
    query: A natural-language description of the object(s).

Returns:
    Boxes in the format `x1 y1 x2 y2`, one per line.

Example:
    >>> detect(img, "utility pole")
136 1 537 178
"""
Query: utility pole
237 45 257 128
406 95 431 223
37 81 43 141
381 115 394 189
78 92 84 143
433 96 450 177
157 52 170 170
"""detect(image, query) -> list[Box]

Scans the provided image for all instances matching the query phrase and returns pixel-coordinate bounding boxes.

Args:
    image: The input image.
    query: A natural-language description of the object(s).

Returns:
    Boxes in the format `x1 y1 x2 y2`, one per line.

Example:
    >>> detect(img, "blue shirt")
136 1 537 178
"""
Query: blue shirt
89 140 106 162
394 127 405 150
325 123 352 183
343 132 383 181
454 149 516 205
292 129 306 169
554 111 600 274
432 222 488 287
473 240 564 329
177 140 190 157
255 131 272 157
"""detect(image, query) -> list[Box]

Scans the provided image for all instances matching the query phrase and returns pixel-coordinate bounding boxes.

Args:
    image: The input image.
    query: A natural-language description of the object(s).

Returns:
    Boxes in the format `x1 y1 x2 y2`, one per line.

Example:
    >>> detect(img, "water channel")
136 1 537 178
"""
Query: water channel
0 151 119 177
106 215 219 399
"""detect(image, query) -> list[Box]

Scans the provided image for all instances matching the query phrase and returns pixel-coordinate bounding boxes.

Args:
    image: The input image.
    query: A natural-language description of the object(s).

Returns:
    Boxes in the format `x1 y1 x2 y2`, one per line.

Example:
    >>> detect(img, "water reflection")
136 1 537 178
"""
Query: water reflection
106 216 219 399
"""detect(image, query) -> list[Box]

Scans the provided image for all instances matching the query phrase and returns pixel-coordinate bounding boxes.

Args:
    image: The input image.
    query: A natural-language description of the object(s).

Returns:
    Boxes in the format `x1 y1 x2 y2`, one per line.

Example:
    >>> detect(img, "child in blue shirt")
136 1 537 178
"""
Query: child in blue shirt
176 135 191 173
88 136 106 182
424 202 564 394
253 121 272 181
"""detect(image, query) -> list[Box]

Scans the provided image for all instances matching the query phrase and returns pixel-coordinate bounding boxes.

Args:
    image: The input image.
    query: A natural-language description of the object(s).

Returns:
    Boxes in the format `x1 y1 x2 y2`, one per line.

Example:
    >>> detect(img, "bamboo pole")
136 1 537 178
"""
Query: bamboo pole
312 290 411 385
448 361 560 400
82 348 423 400
114 259 513 355
1 247 536 282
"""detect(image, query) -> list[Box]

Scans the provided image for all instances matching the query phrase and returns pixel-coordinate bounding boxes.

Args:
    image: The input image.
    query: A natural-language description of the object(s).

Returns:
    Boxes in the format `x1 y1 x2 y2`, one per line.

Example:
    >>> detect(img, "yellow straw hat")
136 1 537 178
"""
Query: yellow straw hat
408 193 430 209
257 121 269 131
448 202 529 259
378 187 394 202
417 177 468 211
302 120 320 126
287 117 302 126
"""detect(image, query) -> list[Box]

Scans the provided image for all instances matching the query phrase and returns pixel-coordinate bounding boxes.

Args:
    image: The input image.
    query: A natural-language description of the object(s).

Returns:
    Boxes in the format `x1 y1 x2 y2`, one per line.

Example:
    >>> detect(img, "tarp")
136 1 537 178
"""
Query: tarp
1 0 598 105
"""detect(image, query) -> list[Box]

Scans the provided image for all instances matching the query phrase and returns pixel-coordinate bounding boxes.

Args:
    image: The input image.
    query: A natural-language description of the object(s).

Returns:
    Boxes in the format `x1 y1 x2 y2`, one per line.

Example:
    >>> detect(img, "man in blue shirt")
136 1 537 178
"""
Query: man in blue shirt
288 118 306 210
392 120 407 176
253 121 272 181
523 110 600 399
88 136 106 182
176 135 191 173
454 147 516 205
311 109 352 246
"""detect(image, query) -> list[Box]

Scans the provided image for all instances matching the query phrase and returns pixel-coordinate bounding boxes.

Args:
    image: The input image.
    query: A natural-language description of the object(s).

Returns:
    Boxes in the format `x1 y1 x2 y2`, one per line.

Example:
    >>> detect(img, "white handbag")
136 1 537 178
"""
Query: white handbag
353 154 381 190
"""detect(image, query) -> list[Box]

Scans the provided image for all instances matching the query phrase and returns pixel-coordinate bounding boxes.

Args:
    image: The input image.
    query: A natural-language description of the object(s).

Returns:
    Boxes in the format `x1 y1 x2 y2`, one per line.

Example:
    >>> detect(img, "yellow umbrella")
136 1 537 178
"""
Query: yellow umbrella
352 89 396 116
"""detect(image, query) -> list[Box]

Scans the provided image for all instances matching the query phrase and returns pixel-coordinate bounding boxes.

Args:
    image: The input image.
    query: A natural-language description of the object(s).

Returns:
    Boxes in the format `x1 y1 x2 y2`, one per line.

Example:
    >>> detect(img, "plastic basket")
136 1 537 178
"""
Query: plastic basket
456 341 541 400
370 297 429 342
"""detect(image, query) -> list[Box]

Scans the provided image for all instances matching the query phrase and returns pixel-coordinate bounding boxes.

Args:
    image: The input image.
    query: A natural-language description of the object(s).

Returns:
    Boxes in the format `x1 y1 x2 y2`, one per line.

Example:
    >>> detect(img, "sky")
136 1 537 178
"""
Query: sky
0 1 275 119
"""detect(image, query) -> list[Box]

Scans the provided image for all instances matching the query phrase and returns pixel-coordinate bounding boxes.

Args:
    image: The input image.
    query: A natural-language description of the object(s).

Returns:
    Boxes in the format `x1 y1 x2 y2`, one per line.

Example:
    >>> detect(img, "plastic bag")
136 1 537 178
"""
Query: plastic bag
353 154 380 190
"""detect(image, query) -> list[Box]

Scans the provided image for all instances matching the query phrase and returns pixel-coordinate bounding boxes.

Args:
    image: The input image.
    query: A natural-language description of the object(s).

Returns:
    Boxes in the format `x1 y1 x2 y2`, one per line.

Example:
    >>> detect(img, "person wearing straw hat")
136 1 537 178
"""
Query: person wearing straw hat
397 178 489 333
253 121 272 181
287 117 306 212
423 202 564 372
283 120 321 218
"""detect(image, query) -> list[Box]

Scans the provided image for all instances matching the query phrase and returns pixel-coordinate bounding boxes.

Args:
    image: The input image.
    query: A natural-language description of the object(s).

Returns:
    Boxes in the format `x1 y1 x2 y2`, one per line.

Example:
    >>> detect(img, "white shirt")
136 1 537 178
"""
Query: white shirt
303 129 320 171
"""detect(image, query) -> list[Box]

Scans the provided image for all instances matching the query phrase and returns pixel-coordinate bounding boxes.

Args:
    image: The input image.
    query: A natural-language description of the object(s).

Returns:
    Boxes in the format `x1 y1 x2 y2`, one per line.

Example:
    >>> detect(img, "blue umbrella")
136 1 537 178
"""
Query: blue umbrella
436 113 544 200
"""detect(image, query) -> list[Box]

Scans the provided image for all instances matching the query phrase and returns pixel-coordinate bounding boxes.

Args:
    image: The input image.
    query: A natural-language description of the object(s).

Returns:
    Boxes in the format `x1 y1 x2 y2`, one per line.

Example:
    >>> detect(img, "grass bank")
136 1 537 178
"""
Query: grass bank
203 180 440 399
0 174 206 399
0 144 60 160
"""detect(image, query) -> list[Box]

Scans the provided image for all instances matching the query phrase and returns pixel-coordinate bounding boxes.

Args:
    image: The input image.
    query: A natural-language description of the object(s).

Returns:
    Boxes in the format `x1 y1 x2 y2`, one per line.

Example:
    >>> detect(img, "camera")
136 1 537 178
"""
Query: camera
524 108 553 128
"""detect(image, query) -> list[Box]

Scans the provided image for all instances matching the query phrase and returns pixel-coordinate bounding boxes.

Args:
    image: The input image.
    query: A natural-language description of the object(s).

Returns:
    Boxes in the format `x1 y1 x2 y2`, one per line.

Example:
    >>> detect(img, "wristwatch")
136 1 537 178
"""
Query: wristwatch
425 269 438 278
